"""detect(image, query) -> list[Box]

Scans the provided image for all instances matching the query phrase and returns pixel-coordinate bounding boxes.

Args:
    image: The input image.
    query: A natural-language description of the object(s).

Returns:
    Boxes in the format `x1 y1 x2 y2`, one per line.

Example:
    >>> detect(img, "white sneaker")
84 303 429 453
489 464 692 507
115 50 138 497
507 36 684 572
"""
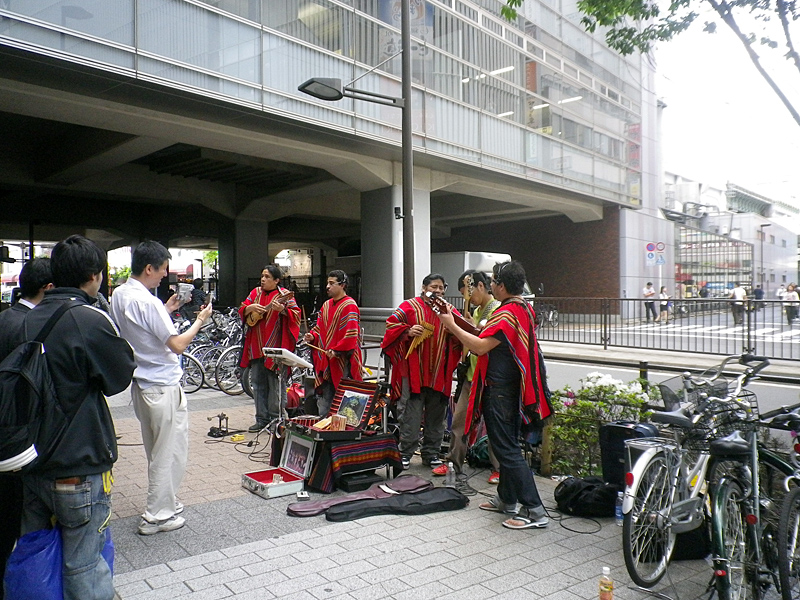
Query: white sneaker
138 515 185 535
175 501 184 515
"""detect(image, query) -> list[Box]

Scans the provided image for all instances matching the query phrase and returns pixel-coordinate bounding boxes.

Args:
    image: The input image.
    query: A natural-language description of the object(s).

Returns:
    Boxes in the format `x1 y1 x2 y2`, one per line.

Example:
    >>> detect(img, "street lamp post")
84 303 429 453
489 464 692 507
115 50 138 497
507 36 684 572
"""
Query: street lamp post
298 0 415 298
760 223 771 293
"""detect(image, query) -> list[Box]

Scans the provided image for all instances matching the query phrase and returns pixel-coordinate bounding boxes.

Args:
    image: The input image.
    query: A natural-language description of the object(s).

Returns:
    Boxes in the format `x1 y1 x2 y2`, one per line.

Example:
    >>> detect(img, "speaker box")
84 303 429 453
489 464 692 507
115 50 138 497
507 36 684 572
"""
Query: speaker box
599 421 658 487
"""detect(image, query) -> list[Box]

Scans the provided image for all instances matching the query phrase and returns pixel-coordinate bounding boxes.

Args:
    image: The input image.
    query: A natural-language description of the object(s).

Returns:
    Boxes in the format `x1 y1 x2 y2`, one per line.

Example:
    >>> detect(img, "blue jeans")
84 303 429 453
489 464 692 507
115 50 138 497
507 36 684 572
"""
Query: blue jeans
20 472 113 600
250 360 287 424
483 384 544 512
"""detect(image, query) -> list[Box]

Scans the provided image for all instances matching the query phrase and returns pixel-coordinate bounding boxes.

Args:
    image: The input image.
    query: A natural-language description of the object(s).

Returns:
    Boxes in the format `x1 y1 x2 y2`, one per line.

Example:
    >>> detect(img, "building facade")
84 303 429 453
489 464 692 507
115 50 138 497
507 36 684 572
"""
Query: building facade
0 0 659 307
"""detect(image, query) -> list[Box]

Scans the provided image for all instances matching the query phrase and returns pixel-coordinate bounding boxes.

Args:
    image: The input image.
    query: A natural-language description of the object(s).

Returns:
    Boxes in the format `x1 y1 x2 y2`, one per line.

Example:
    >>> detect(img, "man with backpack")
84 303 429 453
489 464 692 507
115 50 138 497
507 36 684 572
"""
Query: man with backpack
0 257 52 600
8 235 135 600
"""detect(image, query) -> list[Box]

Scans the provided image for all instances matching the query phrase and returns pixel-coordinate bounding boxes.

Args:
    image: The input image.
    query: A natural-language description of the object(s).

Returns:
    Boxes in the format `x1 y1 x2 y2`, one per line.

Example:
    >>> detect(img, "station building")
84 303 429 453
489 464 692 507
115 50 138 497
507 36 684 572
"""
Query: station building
0 0 664 309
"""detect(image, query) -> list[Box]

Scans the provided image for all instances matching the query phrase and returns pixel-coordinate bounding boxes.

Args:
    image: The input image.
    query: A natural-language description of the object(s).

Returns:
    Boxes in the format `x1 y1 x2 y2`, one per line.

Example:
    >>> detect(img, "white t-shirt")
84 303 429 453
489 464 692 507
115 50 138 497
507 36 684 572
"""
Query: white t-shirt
643 286 655 300
731 286 746 305
110 277 181 387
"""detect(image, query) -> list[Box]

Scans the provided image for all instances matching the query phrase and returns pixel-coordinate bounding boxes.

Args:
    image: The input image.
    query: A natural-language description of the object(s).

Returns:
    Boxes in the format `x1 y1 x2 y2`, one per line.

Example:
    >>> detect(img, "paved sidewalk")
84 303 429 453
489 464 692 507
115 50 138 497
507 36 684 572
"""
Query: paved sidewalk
108 372 714 600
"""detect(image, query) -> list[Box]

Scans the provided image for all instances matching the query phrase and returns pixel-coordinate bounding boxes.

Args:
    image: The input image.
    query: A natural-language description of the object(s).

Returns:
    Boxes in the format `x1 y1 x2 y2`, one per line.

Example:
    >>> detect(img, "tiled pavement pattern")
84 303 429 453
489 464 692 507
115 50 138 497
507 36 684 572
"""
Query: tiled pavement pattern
107 380 714 600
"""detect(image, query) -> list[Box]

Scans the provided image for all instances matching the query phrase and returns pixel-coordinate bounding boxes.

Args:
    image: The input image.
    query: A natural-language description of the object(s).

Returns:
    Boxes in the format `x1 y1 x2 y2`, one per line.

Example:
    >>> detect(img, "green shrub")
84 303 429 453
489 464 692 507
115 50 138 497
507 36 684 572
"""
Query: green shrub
549 372 655 478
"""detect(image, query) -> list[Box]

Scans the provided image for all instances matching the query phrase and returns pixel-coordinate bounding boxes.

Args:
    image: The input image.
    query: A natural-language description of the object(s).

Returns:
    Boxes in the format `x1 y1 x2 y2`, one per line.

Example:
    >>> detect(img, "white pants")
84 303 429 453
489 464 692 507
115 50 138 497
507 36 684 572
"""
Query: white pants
132 382 188 522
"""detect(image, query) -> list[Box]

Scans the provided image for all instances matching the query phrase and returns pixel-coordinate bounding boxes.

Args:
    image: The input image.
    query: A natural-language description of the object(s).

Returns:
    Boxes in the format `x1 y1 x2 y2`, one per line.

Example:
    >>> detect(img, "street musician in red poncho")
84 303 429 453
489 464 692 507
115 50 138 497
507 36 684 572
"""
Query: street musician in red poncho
381 273 462 470
436 260 553 531
303 270 364 416
238 264 300 431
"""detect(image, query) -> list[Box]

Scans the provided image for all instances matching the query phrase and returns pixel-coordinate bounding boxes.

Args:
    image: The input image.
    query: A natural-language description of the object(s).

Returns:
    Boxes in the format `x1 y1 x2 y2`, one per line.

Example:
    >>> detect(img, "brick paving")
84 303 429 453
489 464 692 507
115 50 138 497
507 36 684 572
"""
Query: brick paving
107 372 715 600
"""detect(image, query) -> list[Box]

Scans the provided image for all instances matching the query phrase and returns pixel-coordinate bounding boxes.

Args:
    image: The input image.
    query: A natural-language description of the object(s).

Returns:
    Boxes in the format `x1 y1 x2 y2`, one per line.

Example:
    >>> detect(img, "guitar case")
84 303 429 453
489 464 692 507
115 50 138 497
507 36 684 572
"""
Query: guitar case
325 487 469 522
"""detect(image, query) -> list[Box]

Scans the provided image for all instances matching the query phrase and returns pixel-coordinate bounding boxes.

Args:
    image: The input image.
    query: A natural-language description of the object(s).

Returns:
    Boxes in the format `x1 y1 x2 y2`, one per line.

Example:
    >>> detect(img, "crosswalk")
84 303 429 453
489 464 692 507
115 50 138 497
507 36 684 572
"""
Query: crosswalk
626 322 800 342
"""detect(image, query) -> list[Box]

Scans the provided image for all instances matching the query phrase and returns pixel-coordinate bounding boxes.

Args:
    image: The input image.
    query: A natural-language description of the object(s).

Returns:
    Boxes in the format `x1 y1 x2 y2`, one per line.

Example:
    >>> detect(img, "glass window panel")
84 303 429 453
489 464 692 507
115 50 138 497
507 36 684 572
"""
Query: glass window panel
3 0 135 45
196 0 260 23
139 0 260 84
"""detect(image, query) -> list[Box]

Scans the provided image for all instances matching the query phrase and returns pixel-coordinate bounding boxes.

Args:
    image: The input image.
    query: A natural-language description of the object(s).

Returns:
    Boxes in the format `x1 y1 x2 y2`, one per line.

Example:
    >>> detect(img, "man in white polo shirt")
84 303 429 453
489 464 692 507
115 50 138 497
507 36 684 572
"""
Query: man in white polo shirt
111 241 212 535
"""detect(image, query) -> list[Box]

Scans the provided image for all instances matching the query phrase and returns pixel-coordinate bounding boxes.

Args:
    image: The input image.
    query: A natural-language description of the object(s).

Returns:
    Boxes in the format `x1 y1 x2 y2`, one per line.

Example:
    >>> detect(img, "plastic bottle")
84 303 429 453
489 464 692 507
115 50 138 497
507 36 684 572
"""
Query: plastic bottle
445 462 456 487
615 492 624 526
599 567 613 600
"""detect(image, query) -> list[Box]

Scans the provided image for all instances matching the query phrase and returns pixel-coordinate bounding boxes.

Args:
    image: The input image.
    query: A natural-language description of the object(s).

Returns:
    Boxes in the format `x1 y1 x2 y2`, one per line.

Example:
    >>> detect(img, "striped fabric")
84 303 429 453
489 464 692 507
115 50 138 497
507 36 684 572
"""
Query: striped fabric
308 296 363 389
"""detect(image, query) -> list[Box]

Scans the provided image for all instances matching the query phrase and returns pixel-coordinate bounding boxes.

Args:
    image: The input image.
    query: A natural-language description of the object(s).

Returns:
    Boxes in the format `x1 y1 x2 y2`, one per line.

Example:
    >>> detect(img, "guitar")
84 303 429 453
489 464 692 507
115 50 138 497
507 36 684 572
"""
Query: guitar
461 274 474 360
422 292 480 336
244 289 294 327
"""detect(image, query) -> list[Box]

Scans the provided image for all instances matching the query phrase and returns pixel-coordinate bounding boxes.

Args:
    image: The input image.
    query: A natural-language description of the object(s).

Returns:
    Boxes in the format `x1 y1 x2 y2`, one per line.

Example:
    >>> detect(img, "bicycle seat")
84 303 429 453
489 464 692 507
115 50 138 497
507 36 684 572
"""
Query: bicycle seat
651 407 694 429
709 430 749 457
770 412 800 430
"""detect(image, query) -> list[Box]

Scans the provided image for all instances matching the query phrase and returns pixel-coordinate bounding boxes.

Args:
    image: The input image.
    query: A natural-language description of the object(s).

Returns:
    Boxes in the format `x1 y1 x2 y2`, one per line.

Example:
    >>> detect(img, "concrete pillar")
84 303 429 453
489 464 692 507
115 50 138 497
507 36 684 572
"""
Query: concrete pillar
231 218 270 305
361 185 430 308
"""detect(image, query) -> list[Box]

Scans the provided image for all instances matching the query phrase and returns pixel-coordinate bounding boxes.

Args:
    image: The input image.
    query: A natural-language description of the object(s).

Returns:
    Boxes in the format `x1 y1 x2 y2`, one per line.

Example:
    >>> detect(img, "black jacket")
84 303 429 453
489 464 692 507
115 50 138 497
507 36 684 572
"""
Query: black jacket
0 302 30 361
20 288 135 477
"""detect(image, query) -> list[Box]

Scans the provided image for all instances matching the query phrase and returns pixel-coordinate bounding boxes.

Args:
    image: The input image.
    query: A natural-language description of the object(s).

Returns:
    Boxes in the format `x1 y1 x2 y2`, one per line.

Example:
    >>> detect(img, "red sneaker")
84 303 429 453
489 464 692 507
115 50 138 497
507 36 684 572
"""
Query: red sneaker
432 464 448 476
488 471 500 484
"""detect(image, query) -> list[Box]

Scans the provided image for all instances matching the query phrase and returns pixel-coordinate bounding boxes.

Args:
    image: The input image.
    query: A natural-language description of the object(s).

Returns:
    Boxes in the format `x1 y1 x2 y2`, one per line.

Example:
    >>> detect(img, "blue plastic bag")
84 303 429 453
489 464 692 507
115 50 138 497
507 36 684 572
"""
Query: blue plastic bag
3 527 63 600
101 526 114 575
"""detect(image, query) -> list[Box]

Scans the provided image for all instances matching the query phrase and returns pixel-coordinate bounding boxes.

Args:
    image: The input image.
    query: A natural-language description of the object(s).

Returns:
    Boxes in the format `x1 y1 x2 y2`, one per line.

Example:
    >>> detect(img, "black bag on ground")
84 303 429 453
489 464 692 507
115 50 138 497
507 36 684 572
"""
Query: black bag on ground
554 476 621 517
466 435 492 468
325 487 469 522
0 302 79 472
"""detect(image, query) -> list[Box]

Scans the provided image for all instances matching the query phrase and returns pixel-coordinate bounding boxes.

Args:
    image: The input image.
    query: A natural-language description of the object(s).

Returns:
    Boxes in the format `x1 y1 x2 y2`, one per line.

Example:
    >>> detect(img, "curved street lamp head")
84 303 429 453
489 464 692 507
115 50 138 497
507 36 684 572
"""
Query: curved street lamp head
297 78 344 101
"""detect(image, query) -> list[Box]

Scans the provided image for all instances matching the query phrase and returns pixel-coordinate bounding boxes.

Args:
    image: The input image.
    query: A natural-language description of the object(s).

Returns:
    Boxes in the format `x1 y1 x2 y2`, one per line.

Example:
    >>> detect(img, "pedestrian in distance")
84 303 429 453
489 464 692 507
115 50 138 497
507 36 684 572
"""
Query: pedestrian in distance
12 235 135 599
753 284 765 311
642 282 657 323
783 284 799 325
730 282 747 325
110 240 213 536
659 286 670 324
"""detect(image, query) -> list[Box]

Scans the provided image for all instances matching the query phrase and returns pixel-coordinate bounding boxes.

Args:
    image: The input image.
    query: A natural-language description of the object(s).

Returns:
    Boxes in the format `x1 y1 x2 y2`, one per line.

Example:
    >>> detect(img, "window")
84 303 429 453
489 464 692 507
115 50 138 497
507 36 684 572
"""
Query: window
782 239 787 248
770 235 775 244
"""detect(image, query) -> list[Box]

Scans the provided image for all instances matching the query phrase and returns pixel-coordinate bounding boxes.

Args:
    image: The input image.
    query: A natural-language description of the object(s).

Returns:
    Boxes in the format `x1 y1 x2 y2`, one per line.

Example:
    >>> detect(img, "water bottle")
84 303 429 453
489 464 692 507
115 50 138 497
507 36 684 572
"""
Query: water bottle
445 462 456 487
615 491 624 526
599 566 613 600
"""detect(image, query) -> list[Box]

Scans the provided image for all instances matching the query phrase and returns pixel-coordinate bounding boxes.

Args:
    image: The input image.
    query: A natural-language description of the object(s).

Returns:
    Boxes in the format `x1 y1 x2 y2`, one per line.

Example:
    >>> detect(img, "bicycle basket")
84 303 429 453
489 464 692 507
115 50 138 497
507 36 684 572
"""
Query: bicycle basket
658 374 729 411
684 390 759 451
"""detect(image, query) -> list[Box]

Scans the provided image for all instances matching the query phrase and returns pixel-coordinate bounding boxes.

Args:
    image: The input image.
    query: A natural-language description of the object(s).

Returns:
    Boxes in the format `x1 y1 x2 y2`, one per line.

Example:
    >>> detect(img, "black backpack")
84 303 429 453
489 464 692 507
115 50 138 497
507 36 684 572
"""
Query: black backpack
0 301 79 472
554 476 621 517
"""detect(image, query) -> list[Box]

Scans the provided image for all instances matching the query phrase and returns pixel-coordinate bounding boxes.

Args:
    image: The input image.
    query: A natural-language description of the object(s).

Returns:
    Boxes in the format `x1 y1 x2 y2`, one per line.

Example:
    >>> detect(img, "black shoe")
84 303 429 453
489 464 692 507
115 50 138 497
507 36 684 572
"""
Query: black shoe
248 422 266 433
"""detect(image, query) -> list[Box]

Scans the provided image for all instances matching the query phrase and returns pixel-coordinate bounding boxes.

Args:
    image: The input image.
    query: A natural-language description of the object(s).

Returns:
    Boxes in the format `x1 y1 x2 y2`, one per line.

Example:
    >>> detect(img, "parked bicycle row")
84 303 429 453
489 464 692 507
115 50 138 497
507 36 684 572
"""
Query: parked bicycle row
622 353 800 600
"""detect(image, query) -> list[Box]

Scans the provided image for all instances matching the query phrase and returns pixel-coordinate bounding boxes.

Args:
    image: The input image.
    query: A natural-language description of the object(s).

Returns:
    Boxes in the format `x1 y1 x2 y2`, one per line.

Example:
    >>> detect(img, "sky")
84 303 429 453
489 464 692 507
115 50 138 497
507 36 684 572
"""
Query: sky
655 9 800 207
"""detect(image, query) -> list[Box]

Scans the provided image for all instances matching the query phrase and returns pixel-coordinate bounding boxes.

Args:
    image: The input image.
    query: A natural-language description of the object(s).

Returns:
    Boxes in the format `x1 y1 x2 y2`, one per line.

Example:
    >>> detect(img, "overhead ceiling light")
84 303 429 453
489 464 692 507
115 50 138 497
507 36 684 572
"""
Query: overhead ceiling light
497 111 514 118
531 103 550 110
559 96 583 104
490 66 515 76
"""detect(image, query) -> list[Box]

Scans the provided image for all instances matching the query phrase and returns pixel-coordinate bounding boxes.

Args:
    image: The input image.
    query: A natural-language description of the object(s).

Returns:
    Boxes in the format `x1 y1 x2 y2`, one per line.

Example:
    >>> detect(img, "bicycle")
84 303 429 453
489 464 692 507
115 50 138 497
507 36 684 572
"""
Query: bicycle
179 352 204 393
621 355 773 589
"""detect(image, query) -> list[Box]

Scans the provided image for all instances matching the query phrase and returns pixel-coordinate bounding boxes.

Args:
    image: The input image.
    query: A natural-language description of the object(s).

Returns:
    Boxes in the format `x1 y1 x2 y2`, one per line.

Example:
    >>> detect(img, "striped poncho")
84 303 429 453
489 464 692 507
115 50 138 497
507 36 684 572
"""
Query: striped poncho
308 295 364 389
381 296 462 401
466 297 552 434
238 286 301 370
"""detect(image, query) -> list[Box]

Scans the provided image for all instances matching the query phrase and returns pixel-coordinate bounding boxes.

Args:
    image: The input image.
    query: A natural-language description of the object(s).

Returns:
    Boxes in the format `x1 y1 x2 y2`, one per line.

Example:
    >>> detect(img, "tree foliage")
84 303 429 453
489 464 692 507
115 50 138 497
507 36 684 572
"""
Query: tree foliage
502 0 800 127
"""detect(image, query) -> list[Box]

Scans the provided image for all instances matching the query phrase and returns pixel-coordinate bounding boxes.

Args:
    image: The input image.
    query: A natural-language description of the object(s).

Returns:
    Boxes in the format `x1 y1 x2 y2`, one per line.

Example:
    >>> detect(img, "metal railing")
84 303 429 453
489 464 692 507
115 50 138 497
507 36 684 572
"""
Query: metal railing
522 297 799 361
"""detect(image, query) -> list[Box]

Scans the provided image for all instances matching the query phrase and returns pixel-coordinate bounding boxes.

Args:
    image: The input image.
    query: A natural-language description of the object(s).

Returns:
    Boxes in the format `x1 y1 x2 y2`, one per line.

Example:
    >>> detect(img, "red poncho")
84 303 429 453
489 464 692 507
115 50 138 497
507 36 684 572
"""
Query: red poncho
308 295 364 389
466 298 551 433
238 286 300 370
381 296 462 400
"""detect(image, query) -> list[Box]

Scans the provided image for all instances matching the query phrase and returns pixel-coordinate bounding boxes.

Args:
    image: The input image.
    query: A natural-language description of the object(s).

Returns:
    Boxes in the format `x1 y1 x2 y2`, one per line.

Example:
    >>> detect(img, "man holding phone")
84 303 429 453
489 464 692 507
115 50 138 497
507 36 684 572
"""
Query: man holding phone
111 241 212 535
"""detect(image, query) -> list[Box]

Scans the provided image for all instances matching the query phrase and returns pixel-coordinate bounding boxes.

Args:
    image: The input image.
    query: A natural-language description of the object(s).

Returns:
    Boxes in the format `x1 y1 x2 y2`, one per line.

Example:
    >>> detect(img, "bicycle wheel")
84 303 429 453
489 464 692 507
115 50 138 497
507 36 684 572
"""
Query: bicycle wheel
241 364 254 398
215 345 244 395
623 451 676 587
193 345 224 389
778 486 800 600
713 478 750 600
180 353 204 394
551 310 559 327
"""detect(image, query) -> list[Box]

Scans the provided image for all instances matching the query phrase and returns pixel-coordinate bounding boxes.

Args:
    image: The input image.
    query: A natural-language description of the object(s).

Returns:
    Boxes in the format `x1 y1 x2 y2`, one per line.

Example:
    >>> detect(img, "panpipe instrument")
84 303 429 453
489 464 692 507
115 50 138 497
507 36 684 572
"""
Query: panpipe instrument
245 289 294 327
404 322 434 359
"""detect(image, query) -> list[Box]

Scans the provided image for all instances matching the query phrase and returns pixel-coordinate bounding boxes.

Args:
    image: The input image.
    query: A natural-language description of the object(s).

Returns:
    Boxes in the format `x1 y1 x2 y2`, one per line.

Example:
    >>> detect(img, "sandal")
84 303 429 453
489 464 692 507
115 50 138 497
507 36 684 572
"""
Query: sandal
478 497 517 514
502 510 549 530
